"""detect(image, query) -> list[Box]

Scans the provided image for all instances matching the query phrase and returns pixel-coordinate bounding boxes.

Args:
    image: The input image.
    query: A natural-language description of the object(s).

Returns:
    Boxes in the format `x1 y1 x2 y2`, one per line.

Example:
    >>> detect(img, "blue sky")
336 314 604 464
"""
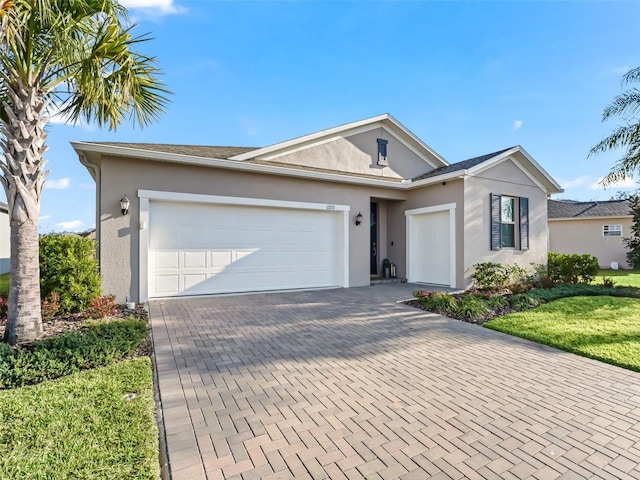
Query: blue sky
4 0 640 232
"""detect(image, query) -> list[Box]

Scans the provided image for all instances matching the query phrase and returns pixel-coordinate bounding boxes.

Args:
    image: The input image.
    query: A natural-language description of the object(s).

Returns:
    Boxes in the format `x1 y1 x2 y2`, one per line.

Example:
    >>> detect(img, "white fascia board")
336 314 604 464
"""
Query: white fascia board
383 114 448 167
71 141 407 189
405 170 468 189
548 215 632 222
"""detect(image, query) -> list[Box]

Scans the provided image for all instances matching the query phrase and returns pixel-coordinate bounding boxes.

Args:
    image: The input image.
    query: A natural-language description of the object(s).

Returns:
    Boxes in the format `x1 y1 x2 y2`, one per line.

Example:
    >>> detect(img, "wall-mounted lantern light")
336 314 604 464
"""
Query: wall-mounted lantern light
120 194 130 215
355 212 363 226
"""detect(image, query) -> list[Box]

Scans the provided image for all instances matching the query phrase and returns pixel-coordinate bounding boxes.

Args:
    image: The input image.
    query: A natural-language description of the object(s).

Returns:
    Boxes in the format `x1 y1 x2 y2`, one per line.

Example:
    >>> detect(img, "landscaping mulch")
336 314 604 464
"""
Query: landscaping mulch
0 304 150 353
404 297 518 325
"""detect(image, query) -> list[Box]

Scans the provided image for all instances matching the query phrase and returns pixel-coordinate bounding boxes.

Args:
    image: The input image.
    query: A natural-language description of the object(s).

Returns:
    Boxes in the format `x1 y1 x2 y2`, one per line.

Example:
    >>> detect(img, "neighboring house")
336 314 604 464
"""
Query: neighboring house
548 199 633 268
0 201 8 274
73 114 562 302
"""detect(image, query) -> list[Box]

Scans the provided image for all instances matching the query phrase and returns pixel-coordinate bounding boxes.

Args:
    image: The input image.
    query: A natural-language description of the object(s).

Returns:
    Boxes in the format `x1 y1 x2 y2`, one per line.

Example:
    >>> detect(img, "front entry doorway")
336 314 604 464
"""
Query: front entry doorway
370 202 378 275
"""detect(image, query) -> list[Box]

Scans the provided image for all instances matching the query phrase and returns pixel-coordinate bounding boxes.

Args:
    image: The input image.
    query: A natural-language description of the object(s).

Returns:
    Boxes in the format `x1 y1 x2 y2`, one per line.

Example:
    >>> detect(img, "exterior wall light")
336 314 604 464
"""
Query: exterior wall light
120 194 130 215
355 212 363 226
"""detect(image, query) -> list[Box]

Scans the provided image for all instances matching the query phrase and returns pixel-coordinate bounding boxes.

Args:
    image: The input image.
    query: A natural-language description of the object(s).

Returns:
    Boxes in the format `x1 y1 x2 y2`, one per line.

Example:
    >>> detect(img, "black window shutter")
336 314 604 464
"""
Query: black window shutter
519 196 529 250
491 193 502 250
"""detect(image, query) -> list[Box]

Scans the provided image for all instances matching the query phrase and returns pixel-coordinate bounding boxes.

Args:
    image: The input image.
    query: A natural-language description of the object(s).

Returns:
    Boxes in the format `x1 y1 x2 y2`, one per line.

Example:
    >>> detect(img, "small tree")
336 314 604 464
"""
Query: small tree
624 196 640 268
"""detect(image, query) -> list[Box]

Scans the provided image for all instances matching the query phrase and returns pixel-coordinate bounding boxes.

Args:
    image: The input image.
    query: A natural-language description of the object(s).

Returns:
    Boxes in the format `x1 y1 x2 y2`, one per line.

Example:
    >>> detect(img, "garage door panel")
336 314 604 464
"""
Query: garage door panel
149 201 344 297
409 210 452 286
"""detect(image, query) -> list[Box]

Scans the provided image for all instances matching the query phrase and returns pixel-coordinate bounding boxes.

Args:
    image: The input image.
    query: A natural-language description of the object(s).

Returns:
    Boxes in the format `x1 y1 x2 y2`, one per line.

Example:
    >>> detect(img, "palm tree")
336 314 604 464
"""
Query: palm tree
590 67 640 187
0 0 168 344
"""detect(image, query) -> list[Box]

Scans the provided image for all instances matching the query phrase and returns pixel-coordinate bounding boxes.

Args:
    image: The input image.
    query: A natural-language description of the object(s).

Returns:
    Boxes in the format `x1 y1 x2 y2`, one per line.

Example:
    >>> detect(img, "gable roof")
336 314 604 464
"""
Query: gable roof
228 113 448 169
411 146 562 194
548 199 633 219
412 147 515 181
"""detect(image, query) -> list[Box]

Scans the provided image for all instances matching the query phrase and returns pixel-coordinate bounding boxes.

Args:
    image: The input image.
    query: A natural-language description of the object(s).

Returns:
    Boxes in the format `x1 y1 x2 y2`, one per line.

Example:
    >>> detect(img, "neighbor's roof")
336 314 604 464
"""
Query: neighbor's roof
548 199 633 219
412 147 515 181
92 143 258 160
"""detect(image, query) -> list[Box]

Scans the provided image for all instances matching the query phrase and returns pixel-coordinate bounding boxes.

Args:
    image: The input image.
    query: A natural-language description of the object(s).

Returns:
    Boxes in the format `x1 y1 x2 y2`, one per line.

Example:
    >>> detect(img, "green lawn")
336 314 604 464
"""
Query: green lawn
596 269 640 288
0 358 160 480
0 273 8 296
485 296 640 372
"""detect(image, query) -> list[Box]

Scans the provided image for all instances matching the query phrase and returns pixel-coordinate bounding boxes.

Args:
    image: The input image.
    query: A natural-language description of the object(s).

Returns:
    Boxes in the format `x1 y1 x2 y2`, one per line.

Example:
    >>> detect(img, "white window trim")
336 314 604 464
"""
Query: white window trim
501 196 517 249
603 224 623 237
405 203 456 288
137 190 350 302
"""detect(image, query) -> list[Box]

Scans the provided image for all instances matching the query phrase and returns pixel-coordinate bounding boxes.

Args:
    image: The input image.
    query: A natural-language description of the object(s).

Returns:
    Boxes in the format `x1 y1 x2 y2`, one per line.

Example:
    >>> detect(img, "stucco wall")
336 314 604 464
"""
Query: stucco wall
98 156 408 301
549 218 633 268
396 180 466 288
463 159 549 285
270 127 434 180
0 208 9 274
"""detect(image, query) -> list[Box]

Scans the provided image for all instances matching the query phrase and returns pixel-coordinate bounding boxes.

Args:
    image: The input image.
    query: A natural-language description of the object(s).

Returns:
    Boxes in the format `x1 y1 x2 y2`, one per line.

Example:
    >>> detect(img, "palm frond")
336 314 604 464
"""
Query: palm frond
602 89 640 121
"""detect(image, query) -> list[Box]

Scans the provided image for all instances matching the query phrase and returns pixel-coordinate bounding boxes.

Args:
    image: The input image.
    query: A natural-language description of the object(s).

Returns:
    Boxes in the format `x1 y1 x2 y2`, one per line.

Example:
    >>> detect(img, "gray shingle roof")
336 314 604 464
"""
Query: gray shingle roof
413 147 515 181
548 199 633 219
94 142 259 160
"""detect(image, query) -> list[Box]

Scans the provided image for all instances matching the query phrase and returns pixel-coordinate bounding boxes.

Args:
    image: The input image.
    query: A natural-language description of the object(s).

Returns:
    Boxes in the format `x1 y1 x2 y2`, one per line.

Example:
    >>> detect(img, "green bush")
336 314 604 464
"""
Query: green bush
414 291 458 315
0 319 147 389
40 234 101 315
456 295 490 319
509 293 541 311
485 294 508 309
472 262 531 291
547 252 599 284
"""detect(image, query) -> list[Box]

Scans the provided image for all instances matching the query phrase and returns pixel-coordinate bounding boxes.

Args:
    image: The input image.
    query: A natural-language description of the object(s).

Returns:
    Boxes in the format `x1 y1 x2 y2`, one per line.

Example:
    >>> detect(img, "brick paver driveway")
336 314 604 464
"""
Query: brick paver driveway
150 285 640 480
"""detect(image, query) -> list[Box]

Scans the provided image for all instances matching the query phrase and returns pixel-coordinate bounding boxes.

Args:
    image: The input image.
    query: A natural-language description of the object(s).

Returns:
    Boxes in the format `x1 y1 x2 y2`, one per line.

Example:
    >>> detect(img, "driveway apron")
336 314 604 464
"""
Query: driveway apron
150 285 640 480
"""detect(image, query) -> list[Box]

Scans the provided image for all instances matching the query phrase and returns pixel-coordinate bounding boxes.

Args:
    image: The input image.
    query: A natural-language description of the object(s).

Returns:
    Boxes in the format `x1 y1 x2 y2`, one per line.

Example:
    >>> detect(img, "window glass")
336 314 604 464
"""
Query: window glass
501 197 515 222
603 225 622 237
502 223 515 248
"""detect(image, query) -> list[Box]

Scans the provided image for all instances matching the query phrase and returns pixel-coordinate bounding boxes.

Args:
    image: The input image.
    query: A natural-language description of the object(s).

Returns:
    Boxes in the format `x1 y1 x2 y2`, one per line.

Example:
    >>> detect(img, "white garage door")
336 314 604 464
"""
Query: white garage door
407 208 453 286
149 200 345 297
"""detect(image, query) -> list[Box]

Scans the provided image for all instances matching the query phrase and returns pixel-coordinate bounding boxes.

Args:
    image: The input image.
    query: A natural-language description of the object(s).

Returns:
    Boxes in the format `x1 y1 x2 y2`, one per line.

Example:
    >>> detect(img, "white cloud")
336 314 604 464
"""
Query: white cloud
55 220 85 232
591 176 637 190
39 214 51 221
513 120 523 130
45 178 71 190
120 0 186 15
560 175 592 189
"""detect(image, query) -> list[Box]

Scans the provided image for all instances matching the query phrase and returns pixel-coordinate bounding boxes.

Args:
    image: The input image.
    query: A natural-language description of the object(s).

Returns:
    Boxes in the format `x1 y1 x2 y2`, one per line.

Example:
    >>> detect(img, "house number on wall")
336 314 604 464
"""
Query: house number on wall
603 237 623 244
326 205 335 210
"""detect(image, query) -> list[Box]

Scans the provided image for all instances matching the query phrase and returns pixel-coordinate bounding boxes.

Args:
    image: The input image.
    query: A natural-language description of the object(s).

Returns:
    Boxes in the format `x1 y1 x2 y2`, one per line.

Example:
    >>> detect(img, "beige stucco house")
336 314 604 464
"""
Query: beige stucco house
0 201 9 275
548 199 633 268
73 114 562 302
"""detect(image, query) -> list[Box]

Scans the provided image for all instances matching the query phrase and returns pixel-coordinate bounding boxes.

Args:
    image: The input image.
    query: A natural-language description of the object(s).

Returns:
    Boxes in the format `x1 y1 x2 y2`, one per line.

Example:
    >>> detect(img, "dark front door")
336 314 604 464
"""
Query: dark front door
370 202 378 275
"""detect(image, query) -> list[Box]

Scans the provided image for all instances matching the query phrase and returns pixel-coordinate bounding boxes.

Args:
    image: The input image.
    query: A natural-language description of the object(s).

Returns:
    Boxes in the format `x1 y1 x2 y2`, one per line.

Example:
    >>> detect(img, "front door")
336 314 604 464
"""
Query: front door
370 202 378 275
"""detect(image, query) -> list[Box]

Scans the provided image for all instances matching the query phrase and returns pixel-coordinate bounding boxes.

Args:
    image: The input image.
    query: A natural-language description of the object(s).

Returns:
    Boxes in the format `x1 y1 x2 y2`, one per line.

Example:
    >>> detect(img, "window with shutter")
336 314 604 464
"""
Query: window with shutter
491 194 502 250
519 197 529 250
491 194 530 250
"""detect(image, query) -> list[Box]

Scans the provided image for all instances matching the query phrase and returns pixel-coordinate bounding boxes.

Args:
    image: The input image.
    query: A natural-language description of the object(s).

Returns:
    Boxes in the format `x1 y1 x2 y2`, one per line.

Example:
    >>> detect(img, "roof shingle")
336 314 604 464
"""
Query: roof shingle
93 142 259 160
548 199 633 219
412 147 515 181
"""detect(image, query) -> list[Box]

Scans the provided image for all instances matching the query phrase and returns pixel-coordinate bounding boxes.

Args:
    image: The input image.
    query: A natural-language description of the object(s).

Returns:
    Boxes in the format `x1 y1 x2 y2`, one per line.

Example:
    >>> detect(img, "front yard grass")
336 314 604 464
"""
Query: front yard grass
597 269 640 288
0 273 8 296
0 357 159 480
485 296 640 372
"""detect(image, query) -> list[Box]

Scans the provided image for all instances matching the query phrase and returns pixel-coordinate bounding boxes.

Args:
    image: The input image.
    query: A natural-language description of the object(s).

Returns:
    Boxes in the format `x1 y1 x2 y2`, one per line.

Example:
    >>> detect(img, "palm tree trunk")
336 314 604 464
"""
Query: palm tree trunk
0 82 48 344
5 220 41 343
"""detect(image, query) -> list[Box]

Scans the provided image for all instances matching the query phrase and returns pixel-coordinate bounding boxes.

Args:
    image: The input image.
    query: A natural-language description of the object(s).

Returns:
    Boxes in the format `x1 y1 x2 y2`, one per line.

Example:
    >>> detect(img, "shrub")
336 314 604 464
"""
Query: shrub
0 318 148 389
472 262 511 290
485 293 508 309
424 292 458 314
509 293 541 311
529 284 640 303
40 234 101 315
601 276 616 288
85 294 117 319
41 292 60 322
472 262 532 291
547 252 599 284
456 295 490 319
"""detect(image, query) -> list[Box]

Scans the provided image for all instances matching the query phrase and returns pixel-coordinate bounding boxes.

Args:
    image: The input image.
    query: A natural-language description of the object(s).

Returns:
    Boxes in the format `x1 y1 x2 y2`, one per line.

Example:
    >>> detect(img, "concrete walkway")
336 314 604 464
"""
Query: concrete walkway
150 285 640 479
